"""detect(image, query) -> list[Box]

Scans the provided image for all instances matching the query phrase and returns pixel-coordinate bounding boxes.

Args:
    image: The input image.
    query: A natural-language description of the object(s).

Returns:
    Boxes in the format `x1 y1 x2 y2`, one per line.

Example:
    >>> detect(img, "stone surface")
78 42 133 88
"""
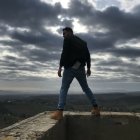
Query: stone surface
0 111 57 140
0 111 140 140
65 113 140 140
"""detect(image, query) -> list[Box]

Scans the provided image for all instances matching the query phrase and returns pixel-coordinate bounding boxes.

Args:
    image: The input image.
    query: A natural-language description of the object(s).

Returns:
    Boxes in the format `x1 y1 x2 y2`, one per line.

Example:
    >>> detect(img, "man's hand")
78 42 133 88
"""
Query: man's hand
58 67 62 77
86 68 91 77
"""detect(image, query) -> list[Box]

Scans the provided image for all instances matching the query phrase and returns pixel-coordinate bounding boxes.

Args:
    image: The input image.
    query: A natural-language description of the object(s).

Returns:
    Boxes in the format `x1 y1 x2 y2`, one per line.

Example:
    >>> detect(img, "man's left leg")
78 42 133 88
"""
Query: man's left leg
76 67 100 116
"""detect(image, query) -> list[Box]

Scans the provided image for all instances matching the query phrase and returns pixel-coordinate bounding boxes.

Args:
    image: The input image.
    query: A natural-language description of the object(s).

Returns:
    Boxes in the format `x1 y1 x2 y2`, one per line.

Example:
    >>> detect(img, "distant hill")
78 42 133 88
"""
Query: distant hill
0 91 140 129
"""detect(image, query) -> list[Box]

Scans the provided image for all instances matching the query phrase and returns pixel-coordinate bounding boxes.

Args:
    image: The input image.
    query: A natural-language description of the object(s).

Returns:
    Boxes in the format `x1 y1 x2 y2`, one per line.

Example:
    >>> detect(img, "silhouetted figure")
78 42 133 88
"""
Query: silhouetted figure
51 27 100 120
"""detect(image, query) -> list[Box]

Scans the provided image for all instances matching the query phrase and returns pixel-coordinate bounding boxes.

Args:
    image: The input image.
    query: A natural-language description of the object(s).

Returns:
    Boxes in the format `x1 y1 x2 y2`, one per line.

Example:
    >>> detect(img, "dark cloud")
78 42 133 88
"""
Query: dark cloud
26 48 60 62
0 40 24 50
0 0 63 69
1 56 37 71
67 0 140 50
0 0 62 28
67 0 95 18
61 19 74 29
0 0 63 50
100 6 140 38
94 57 140 81
11 30 62 48
76 32 116 51
0 24 8 35
75 2 140 40
132 5 140 15
108 47 140 58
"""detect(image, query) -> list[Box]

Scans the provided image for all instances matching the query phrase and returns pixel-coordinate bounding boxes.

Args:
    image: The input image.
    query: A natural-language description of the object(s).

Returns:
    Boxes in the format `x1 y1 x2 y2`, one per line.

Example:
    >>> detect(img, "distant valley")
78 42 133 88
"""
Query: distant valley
0 90 140 129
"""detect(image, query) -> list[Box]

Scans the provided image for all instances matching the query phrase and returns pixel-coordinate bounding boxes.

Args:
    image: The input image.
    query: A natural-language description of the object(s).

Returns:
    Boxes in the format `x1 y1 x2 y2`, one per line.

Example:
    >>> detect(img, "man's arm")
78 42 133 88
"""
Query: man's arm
58 66 62 77
85 43 91 77
59 45 65 68
59 38 70 67
58 38 70 77
58 48 64 77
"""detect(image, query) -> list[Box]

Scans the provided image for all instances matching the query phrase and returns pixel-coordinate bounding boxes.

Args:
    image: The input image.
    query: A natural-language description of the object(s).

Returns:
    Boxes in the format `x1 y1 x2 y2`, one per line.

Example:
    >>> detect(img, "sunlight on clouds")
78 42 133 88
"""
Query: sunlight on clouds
42 69 57 78
16 27 30 32
40 0 70 8
58 15 63 21
88 25 110 34
6 25 15 31
53 0 70 8
23 44 37 50
94 0 120 10
127 39 140 49
87 0 96 7
91 70 116 79
0 36 13 41
91 53 112 61
73 18 88 33
40 0 53 4
38 60 59 78
19 69 57 79
1 50 18 58
44 26 61 36
0 45 12 59
116 39 140 49
5 25 29 33
136 57 140 65
0 47 26 62
129 43 140 49
119 0 140 11
120 57 130 63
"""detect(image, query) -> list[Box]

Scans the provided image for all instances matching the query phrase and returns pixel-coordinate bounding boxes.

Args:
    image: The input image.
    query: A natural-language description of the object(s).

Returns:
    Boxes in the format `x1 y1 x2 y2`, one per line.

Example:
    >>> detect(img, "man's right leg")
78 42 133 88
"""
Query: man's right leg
57 68 74 110
51 68 74 120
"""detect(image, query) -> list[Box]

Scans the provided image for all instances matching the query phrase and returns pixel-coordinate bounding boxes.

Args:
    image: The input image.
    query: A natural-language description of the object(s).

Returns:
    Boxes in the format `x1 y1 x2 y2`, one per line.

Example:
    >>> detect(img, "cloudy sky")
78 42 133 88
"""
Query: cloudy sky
0 0 140 93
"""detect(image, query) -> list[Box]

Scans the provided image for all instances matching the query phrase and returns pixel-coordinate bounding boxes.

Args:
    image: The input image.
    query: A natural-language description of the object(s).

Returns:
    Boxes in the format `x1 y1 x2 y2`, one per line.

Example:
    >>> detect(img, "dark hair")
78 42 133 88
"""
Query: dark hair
63 27 73 34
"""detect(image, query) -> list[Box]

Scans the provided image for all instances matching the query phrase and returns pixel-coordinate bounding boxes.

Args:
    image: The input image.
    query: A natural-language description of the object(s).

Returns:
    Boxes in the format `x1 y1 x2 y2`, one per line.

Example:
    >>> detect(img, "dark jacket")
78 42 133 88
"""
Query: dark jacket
60 35 91 69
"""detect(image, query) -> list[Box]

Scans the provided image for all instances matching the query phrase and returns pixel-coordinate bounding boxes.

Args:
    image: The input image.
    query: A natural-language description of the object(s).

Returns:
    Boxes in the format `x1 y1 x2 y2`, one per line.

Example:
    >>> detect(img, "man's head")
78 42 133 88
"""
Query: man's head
63 27 73 38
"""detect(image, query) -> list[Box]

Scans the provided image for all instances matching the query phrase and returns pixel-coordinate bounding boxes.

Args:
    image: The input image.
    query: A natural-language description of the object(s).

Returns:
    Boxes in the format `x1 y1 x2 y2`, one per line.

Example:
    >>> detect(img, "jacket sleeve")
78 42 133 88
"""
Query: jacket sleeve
85 43 91 69
59 38 70 67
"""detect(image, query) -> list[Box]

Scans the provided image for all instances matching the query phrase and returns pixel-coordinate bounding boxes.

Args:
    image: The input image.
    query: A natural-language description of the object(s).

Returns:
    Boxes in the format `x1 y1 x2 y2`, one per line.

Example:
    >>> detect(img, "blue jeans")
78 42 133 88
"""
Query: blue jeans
57 67 97 110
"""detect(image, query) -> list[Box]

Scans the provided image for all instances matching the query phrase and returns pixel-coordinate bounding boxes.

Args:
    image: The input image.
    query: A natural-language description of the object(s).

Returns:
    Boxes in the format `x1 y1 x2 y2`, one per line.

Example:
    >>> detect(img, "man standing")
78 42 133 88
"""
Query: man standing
51 27 100 120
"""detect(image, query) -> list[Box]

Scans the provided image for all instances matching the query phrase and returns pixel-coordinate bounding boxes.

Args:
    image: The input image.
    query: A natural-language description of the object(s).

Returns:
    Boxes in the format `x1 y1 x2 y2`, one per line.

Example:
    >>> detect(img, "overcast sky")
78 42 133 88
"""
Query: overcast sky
0 0 140 93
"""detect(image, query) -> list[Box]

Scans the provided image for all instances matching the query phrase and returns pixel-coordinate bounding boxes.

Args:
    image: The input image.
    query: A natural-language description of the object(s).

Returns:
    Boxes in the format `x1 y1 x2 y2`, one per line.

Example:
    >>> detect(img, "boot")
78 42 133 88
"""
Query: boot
50 110 63 120
91 106 100 116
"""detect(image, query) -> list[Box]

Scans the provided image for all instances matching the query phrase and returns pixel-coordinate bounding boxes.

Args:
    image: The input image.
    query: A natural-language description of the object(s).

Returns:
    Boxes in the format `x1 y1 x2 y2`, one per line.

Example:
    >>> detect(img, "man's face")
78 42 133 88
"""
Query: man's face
63 30 71 38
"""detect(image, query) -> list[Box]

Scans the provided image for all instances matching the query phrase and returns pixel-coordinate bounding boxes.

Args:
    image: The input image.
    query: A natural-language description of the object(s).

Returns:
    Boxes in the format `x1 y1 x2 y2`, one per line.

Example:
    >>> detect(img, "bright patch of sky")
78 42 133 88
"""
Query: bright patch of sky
44 26 61 36
119 0 140 11
116 39 140 49
95 0 121 10
73 18 88 33
91 53 112 61
1 50 18 58
40 0 71 8
93 0 140 11
40 0 140 12
126 39 140 49
0 35 12 41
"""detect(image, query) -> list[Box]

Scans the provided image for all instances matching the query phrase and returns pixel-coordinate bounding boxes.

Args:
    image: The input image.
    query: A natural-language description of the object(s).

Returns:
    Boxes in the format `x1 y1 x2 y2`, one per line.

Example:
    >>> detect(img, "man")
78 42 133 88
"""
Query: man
51 27 100 120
